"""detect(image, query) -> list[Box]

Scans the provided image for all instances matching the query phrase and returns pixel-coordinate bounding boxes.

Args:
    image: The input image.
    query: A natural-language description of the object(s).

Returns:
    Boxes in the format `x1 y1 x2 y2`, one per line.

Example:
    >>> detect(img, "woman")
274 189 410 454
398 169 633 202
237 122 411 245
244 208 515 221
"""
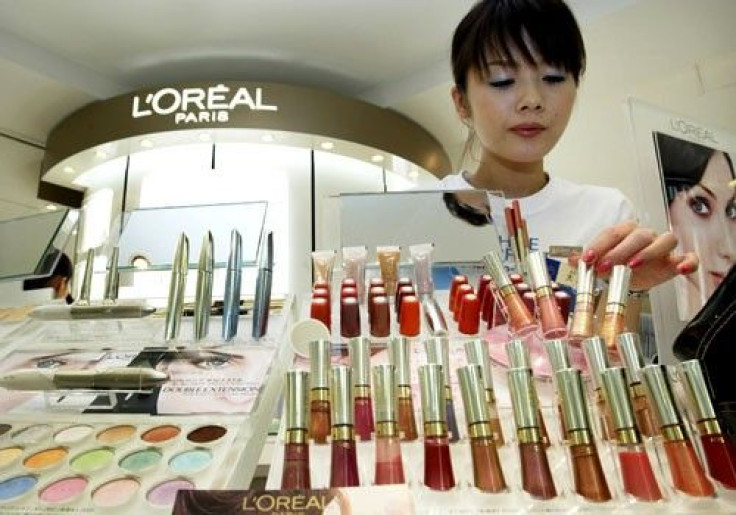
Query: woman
656 132 736 320
442 0 698 292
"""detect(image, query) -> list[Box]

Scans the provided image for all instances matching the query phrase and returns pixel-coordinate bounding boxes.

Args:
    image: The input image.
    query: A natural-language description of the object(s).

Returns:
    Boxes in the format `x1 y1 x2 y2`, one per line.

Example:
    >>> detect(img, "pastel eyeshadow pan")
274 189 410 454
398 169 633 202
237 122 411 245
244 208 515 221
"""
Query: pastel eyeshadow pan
54 425 93 444
169 449 212 474
70 448 114 474
0 447 23 468
38 476 87 504
147 479 194 507
23 447 68 470
97 424 136 445
186 425 227 444
141 425 180 444
12 424 52 445
119 448 162 472
92 477 140 508
0 475 37 501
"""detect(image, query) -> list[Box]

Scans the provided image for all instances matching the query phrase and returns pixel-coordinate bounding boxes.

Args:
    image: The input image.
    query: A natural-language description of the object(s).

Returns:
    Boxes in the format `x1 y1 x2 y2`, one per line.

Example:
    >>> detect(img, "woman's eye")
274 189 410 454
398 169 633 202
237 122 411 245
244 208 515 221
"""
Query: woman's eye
688 195 711 217
193 355 231 370
488 79 514 88
35 357 66 369
543 75 567 84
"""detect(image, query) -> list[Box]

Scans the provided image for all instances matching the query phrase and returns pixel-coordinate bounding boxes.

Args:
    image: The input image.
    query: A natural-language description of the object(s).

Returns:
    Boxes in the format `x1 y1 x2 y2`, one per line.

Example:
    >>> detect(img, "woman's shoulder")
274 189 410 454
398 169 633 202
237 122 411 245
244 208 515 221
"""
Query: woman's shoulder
548 177 636 221
436 171 474 190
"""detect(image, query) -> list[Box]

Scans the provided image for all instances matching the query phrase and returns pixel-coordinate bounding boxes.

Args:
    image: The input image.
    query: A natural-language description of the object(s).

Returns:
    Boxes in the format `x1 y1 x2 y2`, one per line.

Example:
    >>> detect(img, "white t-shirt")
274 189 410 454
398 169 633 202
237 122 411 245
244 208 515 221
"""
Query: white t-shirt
438 171 636 264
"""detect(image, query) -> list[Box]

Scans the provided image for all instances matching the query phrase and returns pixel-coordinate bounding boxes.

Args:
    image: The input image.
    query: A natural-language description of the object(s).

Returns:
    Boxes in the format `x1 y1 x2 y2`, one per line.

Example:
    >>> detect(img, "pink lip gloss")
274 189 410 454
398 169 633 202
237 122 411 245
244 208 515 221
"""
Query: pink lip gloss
601 368 663 501
458 364 507 492
464 338 504 445
483 251 537 337
617 332 658 438
372 364 405 485
281 370 311 490
425 336 460 442
679 359 736 490
528 251 568 339
349 337 375 441
308 339 331 444
508 367 557 500
329 365 360 487
388 336 418 441
419 364 456 490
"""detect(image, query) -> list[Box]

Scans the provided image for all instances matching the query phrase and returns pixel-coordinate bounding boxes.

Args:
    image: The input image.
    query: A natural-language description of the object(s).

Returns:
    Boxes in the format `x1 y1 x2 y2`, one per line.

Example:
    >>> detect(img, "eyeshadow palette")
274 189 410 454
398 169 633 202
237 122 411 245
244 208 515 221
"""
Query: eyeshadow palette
0 419 238 513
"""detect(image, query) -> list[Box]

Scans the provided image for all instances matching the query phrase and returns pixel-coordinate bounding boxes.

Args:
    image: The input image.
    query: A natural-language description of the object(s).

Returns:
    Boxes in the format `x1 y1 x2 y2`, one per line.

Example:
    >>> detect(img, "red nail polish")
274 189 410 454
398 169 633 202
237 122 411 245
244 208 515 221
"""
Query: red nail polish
399 295 420 337
458 293 481 335
582 249 596 263
677 262 694 275
627 256 644 269
596 259 613 274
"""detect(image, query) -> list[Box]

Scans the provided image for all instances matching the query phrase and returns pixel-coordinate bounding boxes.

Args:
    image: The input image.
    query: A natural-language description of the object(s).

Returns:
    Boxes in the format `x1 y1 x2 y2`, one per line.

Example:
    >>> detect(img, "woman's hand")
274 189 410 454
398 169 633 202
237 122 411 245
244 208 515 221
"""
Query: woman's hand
569 221 699 292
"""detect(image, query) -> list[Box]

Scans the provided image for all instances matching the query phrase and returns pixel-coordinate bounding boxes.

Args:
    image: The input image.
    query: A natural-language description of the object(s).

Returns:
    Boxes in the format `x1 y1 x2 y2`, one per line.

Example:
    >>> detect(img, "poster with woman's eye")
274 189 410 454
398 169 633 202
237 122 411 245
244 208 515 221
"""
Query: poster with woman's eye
653 132 736 321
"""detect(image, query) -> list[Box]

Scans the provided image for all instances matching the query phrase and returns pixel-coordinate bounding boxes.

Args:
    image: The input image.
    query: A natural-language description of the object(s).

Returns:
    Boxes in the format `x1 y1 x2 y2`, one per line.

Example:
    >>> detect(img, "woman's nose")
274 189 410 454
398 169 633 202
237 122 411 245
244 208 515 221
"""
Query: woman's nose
516 82 544 112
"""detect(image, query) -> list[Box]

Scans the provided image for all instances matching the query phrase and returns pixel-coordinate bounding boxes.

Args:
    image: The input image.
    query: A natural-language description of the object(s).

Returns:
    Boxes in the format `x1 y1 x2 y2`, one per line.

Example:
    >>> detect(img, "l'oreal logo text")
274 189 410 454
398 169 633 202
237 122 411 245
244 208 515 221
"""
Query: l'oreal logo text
669 118 718 145
131 84 278 125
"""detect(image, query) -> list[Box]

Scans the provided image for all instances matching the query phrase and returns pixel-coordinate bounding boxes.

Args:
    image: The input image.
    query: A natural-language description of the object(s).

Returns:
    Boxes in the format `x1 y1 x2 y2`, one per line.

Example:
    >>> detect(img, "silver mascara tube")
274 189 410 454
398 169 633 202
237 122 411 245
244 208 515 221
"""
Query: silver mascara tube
222 229 243 341
252 231 273 339
164 233 189 342
194 232 214 341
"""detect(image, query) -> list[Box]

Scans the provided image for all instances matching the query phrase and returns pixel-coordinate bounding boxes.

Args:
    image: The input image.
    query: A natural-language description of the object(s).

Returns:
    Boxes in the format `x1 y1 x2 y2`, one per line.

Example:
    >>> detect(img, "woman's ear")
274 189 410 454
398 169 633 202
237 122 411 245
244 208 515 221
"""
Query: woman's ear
451 85 471 120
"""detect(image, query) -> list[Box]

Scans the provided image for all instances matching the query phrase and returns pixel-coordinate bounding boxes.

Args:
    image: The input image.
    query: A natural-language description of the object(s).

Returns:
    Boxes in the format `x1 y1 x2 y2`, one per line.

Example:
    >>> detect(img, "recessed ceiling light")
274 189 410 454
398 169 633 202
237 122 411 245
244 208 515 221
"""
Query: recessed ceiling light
371 154 385 163
198 133 211 142
45 204 57 211
140 139 154 148
320 141 334 150
261 134 275 143
95 150 107 159
63 166 75 174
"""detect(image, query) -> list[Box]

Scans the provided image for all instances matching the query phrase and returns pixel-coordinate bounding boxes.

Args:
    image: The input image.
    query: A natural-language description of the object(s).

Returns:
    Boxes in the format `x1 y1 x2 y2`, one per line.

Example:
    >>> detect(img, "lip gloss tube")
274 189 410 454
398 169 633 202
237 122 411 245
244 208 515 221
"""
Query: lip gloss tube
598 265 631 357
508 367 557 500
388 337 418 441
544 339 572 441
372 364 405 485
419 364 456 490
528 252 568 339
600 368 663 501
464 339 504 445
309 339 331 444
679 359 736 489
556 368 612 502
424 336 460 442
329 365 360 487
506 339 550 446
349 337 374 441
617 333 658 437
583 336 615 441
483 252 537 337
641 365 715 497
281 370 311 490
570 260 596 341
458 365 507 492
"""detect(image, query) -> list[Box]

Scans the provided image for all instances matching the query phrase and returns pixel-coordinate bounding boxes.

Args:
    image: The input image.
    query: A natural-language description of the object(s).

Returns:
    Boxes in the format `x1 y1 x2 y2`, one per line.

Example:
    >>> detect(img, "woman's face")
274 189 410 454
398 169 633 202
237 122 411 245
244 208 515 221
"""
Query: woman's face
670 151 736 298
453 45 577 167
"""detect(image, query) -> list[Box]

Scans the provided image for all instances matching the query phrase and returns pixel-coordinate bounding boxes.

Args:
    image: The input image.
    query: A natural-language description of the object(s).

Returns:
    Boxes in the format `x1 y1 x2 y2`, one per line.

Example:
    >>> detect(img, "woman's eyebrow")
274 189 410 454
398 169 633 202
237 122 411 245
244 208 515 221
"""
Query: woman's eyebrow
693 183 716 198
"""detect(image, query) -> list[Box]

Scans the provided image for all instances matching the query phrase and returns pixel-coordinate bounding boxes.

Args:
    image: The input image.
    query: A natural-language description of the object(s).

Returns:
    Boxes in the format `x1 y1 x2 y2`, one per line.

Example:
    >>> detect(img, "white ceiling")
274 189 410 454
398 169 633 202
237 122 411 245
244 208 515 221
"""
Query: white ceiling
1 0 734 221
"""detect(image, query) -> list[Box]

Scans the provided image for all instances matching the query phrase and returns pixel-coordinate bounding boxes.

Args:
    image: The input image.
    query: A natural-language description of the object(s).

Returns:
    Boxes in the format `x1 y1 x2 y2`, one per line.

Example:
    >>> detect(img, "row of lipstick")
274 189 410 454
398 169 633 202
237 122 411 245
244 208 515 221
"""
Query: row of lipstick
279 335 736 503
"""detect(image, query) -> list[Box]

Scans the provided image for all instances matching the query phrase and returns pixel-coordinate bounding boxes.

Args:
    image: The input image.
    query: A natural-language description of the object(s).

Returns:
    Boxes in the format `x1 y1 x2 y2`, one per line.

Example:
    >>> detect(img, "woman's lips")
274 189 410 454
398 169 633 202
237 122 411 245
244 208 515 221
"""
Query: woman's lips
510 124 545 137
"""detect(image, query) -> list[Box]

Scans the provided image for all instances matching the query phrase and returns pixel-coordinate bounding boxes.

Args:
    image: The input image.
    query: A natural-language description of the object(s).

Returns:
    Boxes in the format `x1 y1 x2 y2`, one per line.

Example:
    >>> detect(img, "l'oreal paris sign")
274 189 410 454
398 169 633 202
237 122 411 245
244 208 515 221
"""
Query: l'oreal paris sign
131 84 278 125
669 118 718 145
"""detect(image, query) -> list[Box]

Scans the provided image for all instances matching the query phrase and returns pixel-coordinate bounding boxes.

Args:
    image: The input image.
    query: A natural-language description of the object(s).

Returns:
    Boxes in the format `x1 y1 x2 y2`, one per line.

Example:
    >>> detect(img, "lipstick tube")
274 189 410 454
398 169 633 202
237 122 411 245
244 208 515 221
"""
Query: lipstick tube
309 339 331 444
556 368 612 502
399 295 421 337
103 247 119 304
483 252 537 337
193 232 214 341
544 339 572 440
448 275 468 312
508 367 557 499
369 295 390 338
349 337 374 441
583 336 615 441
641 365 715 497
617 333 658 437
457 293 481 335
570 260 596 341
164 233 189 342
598 265 631 356
458 365 507 492
506 339 550 446
281 370 311 490
372 364 405 485
388 337 418 441
424 336 460 442
464 339 504 444
340 297 361 338
600 368 663 501
419 364 456 490
679 359 736 489
329 365 360 487
452 284 473 322
528 252 568 338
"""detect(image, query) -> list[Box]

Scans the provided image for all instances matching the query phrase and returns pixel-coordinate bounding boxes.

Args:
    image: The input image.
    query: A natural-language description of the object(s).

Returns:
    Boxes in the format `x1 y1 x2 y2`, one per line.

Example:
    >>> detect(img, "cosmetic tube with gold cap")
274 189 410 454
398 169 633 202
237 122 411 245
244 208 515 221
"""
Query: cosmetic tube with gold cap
165 233 189 342
617 332 657 437
641 365 714 497
583 336 615 440
508 367 557 500
372 364 405 485
570 260 596 341
419 364 455 490
483 251 537 337
598 265 631 356
544 339 572 440
348 337 374 441
329 365 359 487
528 252 568 338
556 368 611 502
388 337 418 441
424 336 460 442
281 370 311 490
679 359 736 489
506 339 550 446
458 365 507 492
309 339 331 444
600 368 663 501
465 338 504 444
